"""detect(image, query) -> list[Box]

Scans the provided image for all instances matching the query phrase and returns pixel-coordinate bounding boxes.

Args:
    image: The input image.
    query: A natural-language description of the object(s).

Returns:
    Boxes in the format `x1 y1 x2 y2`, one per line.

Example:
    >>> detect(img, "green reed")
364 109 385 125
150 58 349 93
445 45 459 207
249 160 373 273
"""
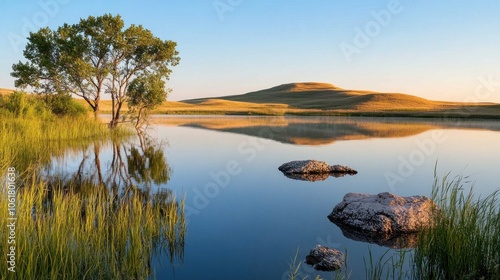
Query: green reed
0 94 183 279
0 115 129 173
413 172 500 280
0 165 185 280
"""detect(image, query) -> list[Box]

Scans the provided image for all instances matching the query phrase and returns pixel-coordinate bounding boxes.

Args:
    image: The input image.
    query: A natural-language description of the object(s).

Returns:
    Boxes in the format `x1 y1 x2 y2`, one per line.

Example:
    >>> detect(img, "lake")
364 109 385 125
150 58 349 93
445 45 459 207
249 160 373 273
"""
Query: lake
50 115 500 279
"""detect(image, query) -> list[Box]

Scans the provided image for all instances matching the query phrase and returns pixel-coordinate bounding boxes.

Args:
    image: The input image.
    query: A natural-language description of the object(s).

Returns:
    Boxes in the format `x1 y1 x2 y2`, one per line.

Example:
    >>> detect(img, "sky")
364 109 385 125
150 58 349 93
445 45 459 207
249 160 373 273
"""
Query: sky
1 0 500 102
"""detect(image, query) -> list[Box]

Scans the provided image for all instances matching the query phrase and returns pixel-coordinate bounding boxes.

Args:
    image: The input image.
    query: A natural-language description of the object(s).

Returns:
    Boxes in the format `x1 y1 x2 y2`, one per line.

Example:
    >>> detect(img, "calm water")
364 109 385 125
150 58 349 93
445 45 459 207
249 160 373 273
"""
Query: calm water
52 116 500 279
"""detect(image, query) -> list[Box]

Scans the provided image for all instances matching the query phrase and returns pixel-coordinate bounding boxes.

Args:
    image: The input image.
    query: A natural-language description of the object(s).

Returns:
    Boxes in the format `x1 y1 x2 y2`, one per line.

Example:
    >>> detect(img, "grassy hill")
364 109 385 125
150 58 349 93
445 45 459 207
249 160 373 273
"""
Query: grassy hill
3 83 500 118
185 82 453 110
0 88 14 96
181 82 500 118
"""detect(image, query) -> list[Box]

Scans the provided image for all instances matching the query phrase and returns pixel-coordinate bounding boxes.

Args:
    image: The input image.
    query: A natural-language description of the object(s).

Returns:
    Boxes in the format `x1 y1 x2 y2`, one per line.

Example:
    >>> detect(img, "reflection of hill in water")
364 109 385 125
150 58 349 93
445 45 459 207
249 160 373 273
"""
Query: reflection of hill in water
154 116 500 146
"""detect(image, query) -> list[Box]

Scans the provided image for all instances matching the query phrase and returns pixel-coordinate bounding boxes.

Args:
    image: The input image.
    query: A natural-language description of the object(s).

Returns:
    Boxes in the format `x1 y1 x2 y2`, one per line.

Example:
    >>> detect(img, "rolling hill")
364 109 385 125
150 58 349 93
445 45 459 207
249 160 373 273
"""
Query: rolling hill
0 88 14 95
2 83 499 117
184 82 446 110
180 82 500 117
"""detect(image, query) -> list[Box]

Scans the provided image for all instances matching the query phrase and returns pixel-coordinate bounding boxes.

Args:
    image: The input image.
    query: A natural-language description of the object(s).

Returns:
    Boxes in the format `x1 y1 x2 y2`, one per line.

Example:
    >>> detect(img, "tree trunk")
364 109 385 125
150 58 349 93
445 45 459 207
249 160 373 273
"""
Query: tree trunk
94 104 100 119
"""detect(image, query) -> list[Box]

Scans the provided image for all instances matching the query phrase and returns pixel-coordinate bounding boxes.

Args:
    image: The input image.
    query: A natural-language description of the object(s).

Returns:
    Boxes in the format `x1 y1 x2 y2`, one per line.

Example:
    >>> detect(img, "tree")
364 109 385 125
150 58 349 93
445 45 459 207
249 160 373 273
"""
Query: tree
127 74 167 129
11 14 179 128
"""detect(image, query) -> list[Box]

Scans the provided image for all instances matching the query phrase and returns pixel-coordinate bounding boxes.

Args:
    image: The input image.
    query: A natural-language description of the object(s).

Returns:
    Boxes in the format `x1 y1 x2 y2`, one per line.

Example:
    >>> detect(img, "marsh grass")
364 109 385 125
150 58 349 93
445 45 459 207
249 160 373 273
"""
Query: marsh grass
0 114 130 172
0 166 185 279
0 93 184 279
413 173 500 280
364 248 412 280
289 171 499 280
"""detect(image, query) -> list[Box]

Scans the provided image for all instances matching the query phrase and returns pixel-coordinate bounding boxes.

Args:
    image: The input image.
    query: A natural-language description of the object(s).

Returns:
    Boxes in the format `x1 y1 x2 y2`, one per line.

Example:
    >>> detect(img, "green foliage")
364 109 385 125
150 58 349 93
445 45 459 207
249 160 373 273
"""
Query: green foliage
12 13 180 128
45 93 87 116
0 171 185 280
413 173 500 280
0 110 127 171
128 74 168 109
364 248 411 280
0 91 86 118
1 91 50 118
127 74 169 128
0 109 182 279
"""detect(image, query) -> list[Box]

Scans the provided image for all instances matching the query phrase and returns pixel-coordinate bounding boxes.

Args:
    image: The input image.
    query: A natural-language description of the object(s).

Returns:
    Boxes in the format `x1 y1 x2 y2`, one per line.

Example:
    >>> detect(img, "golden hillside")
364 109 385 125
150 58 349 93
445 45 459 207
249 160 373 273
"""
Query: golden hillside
184 82 445 110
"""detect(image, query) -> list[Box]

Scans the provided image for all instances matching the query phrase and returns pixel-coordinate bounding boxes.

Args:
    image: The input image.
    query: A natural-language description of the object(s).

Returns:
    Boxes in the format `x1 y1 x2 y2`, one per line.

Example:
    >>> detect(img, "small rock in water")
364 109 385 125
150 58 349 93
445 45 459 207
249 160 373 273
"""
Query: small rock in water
278 160 357 175
305 245 345 271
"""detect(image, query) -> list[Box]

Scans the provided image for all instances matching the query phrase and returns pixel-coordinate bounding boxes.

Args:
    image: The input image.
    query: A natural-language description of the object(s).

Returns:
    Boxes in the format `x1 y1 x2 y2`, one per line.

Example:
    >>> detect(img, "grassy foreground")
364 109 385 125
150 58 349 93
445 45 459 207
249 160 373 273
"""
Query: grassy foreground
414 174 500 279
286 172 500 280
0 92 185 279
0 168 185 279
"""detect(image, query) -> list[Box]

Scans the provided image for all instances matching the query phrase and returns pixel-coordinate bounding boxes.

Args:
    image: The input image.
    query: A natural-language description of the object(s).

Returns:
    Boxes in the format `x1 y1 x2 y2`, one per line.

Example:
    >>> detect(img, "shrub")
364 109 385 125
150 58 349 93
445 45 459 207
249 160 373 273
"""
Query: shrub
46 93 87 116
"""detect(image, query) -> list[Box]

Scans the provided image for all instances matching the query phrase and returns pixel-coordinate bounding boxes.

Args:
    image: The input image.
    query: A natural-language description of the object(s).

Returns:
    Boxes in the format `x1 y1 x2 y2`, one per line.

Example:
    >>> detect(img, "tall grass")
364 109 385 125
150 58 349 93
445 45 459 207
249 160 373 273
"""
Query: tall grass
0 168 185 279
0 115 130 171
413 173 500 280
364 248 411 280
287 171 499 280
0 92 184 279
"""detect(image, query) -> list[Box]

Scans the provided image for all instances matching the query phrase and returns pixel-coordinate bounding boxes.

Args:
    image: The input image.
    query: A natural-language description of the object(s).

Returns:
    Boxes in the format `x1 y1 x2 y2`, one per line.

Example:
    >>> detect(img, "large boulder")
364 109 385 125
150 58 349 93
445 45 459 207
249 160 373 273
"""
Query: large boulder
278 160 357 178
305 245 345 271
328 192 436 234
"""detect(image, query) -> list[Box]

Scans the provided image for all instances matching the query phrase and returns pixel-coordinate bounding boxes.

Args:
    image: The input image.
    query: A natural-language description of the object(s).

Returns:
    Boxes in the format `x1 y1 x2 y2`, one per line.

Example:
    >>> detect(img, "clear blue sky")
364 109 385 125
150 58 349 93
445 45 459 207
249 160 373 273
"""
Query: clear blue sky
1 0 499 102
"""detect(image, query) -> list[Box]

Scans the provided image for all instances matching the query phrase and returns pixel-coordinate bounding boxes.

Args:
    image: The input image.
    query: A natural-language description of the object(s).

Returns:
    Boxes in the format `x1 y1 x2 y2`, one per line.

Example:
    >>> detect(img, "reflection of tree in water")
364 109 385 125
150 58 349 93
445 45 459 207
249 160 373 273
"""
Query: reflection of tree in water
70 131 171 191
127 132 171 186
32 130 185 278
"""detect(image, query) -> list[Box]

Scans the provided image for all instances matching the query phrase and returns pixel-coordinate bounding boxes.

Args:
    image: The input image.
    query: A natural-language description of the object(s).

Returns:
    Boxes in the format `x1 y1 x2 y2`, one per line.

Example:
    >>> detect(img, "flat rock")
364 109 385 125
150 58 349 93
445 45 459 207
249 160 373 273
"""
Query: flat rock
328 192 436 234
278 160 357 176
305 245 345 271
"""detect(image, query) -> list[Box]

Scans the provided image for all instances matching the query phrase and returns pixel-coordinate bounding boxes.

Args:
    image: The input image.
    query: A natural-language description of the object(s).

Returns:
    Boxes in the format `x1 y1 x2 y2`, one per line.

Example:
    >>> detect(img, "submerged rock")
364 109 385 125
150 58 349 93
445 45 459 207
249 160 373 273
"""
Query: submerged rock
305 245 345 271
334 222 419 248
328 192 436 234
278 160 357 179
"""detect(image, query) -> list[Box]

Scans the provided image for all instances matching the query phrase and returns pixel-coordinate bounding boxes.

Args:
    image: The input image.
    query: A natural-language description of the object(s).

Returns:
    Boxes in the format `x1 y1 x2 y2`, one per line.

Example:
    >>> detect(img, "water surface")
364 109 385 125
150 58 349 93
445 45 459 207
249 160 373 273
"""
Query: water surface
54 116 500 279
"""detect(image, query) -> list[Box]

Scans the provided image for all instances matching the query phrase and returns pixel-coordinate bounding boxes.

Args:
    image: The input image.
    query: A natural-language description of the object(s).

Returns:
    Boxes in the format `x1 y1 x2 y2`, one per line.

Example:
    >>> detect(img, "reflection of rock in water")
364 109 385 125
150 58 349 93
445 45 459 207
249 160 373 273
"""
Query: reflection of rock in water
283 172 330 182
332 222 419 249
282 172 354 182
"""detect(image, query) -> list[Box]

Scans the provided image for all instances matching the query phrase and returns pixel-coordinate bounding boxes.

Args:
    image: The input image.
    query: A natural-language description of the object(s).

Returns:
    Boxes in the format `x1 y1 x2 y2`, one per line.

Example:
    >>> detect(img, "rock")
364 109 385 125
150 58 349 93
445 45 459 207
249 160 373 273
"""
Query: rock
278 160 357 176
305 245 345 271
328 192 436 234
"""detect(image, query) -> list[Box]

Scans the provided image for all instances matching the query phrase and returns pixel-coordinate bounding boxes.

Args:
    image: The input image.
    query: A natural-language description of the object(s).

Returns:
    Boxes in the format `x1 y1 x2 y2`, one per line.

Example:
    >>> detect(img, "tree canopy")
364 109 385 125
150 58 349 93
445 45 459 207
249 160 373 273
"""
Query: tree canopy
12 14 179 128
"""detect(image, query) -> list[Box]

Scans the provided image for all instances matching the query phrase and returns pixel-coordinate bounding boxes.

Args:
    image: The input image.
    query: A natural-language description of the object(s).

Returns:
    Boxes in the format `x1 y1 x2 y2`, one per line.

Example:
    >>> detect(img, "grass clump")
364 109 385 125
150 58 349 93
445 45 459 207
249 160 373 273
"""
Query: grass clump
414 173 500 280
0 166 185 279
0 92 130 171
